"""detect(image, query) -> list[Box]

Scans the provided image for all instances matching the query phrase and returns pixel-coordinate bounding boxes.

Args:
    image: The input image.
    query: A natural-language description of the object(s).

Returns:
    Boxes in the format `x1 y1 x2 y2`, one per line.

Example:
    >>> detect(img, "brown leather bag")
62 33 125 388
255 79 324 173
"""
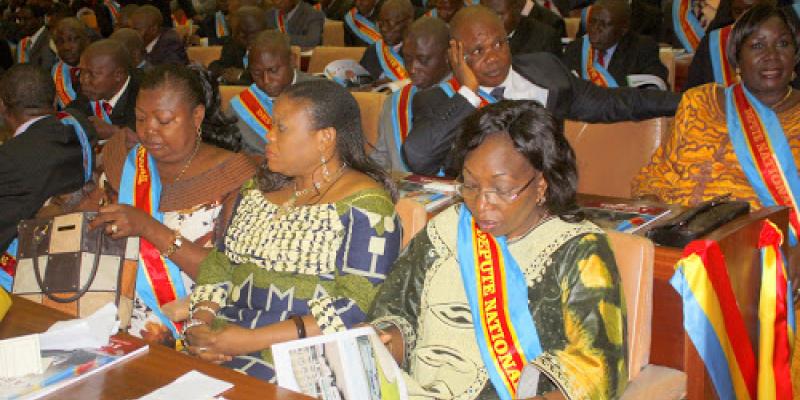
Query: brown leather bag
11 212 137 328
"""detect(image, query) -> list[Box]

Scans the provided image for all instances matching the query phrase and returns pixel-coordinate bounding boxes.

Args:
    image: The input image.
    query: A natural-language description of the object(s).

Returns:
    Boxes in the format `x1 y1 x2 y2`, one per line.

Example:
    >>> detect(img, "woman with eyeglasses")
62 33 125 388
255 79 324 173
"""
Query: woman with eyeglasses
368 100 627 400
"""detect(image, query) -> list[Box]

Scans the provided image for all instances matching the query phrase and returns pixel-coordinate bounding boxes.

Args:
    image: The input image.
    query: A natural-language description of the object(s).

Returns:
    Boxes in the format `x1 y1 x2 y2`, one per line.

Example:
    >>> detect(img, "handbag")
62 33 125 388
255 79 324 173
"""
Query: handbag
646 196 750 248
11 212 137 329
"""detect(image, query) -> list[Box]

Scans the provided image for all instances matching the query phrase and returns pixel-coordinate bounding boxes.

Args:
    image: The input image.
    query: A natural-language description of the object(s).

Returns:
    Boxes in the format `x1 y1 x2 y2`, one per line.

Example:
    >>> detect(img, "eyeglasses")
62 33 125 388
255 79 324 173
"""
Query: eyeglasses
456 173 538 205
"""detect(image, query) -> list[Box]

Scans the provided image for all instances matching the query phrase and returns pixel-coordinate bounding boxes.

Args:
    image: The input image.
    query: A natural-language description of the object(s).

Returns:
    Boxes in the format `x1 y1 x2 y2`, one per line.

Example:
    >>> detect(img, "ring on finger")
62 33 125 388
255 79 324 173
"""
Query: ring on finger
110 224 119 234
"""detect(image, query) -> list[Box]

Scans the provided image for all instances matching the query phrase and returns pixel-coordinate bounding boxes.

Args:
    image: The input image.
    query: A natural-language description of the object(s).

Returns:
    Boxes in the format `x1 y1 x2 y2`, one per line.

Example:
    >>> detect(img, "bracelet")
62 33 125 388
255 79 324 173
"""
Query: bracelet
161 230 185 259
291 315 306 339
191 305 217 319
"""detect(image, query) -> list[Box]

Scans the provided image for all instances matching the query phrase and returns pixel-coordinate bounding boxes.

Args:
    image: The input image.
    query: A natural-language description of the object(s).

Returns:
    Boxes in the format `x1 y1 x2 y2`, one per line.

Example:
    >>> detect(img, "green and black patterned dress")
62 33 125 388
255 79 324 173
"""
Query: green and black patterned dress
190 180 402 381
368 204 628 399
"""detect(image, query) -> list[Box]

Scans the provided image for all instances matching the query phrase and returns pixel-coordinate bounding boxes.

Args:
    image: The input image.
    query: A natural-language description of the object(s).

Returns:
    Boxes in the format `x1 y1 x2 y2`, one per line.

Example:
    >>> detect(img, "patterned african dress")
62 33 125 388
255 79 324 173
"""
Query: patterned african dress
632 83 800 207
368 204 628 400
190 180 402 382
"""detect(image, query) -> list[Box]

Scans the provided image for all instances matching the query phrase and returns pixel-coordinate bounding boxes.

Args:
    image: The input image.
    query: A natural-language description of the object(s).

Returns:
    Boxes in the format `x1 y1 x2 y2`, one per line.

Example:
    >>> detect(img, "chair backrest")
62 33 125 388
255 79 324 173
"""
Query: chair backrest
659 47 676 91
605 230 654 381
395 198 427 248
219 85 247 113
307 46 368 74
352 91 388 153
290 45 301 69
323 20 345 46
565 17 580 39
187 46 223 68
564 118 670 198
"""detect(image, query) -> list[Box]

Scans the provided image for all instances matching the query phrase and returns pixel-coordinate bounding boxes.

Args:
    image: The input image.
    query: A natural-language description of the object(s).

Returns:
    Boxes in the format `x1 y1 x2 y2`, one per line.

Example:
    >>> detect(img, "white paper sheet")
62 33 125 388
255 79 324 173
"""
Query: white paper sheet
38 303 120 351
136 370 233 400
0 334 42 378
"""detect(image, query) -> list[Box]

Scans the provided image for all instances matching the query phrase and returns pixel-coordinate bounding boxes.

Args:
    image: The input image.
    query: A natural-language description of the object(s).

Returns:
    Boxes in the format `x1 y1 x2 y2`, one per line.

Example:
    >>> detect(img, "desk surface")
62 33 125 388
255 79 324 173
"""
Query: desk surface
0 297 312 400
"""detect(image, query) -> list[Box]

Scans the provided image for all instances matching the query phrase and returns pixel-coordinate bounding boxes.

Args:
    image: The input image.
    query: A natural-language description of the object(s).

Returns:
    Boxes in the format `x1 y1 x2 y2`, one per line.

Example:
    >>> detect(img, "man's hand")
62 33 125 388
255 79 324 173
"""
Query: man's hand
448 39 479 92
89 116 117 140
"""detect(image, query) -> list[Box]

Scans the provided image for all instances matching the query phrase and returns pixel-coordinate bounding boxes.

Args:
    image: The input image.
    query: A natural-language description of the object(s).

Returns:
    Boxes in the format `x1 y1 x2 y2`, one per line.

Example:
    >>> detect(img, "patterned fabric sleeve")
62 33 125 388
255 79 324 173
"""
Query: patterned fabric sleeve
190 248 235 310
308 190 402 334
367 229 437 368
530 233 628 400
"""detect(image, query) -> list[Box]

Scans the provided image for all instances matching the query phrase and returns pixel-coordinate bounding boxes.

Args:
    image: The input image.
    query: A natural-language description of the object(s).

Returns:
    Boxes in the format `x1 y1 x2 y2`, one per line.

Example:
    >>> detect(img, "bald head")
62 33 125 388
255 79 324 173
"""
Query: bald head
449 6 511 88
110 28 145 67
593 0 631 26
587 0 630 51
117 4 139 29
403 16 451 89
79 40 132 100
131 5 163 44
378 0 414 45
450 5 506 40
247 31 295 97
53 17 90 66
232 6 267 47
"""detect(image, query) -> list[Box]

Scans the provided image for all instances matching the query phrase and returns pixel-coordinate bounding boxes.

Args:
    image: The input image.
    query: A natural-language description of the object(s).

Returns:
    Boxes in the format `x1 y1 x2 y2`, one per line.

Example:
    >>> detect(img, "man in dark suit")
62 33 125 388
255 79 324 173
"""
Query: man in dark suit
131 5 189 66
317 0 355 21
119 0 197 28
344 0 383 46
208 6 266 85
359 0 414 81
562 0 667 88
69 40 140 145
523 0 566 38
0 64 95 257
266 0 325 48
14 5 57 71
230 31 320 155
403 5 680 175
110 28 150 70
483 0 561 56
52 18 90 110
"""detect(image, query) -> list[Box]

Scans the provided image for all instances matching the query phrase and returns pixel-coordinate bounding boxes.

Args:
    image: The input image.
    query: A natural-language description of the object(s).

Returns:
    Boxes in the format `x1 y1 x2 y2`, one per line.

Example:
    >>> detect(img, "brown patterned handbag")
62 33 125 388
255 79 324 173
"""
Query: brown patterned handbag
11 212 137 328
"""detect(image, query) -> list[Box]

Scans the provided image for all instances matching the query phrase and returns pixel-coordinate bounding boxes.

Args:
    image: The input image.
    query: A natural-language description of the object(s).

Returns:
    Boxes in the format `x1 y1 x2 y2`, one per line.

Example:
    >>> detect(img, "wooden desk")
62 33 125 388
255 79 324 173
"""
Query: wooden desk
0 297 313 400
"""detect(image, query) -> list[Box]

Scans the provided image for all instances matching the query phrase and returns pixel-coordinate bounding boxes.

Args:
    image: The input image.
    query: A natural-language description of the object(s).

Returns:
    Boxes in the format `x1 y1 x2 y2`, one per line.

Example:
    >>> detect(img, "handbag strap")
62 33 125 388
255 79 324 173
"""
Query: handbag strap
31 227 104 303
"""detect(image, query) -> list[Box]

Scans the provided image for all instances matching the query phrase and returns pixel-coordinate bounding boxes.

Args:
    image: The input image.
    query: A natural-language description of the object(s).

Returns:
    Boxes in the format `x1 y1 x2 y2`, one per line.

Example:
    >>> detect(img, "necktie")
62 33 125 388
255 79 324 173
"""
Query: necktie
69 67 80 84
596 50 605 67
543 0 553 10
490 86 505 101
102 101 113 117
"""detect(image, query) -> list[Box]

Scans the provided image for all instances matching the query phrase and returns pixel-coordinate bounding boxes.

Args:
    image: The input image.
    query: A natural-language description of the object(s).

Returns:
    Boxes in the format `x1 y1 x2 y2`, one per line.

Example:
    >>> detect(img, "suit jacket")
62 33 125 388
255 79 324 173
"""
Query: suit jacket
28 29 57 72
207 38 252 85
197 14 226 46
344 4 382 47
145 28 189 66
359 42 406 80
68 71 142 131
562 32 668 87
403 52 681 175
120 0 196 27
265 2 325 48
528 4 566 38
0 114 96 251
232 71 319 155
510 16 562 56
322 0 354 21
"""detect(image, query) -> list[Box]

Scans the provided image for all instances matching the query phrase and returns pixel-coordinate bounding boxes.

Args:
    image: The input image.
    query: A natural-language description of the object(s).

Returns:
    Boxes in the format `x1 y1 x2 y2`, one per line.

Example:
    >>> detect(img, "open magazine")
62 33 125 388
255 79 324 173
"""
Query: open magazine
579 200 672 234
0 335 148 400
273 327 407 400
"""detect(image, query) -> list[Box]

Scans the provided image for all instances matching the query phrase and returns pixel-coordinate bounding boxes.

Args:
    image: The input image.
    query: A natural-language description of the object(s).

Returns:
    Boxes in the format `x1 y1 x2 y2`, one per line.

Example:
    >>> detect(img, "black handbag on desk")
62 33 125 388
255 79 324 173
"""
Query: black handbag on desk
646 197 750 248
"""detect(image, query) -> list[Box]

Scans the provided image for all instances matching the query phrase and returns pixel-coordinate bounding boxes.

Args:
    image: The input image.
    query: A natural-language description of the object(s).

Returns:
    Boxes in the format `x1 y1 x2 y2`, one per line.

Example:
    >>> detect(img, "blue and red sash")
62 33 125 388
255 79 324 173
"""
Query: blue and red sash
344 8 381 45
89 100 112 124
389 83 416 171
726 83 800 246
580 35 617 88
672 0 704 53
439 77 498 108
52 61 78 109
230 84 273 141
457 207 543 400
214 11 229 38
56 112 93 184
0 239 17 292
104 0 121 24
119 145 187 339
580 5 593 32
709 25 736 86
16 36 31 63
670 221 795 400
376 39 408 81
276 11 287 34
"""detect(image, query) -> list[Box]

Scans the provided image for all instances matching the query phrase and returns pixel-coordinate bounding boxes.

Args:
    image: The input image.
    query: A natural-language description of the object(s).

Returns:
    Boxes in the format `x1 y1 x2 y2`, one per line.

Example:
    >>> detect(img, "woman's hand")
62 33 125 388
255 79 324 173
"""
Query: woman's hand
185 325 233 364
185 323 251 357
89 204 162 240
448 39 479 92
